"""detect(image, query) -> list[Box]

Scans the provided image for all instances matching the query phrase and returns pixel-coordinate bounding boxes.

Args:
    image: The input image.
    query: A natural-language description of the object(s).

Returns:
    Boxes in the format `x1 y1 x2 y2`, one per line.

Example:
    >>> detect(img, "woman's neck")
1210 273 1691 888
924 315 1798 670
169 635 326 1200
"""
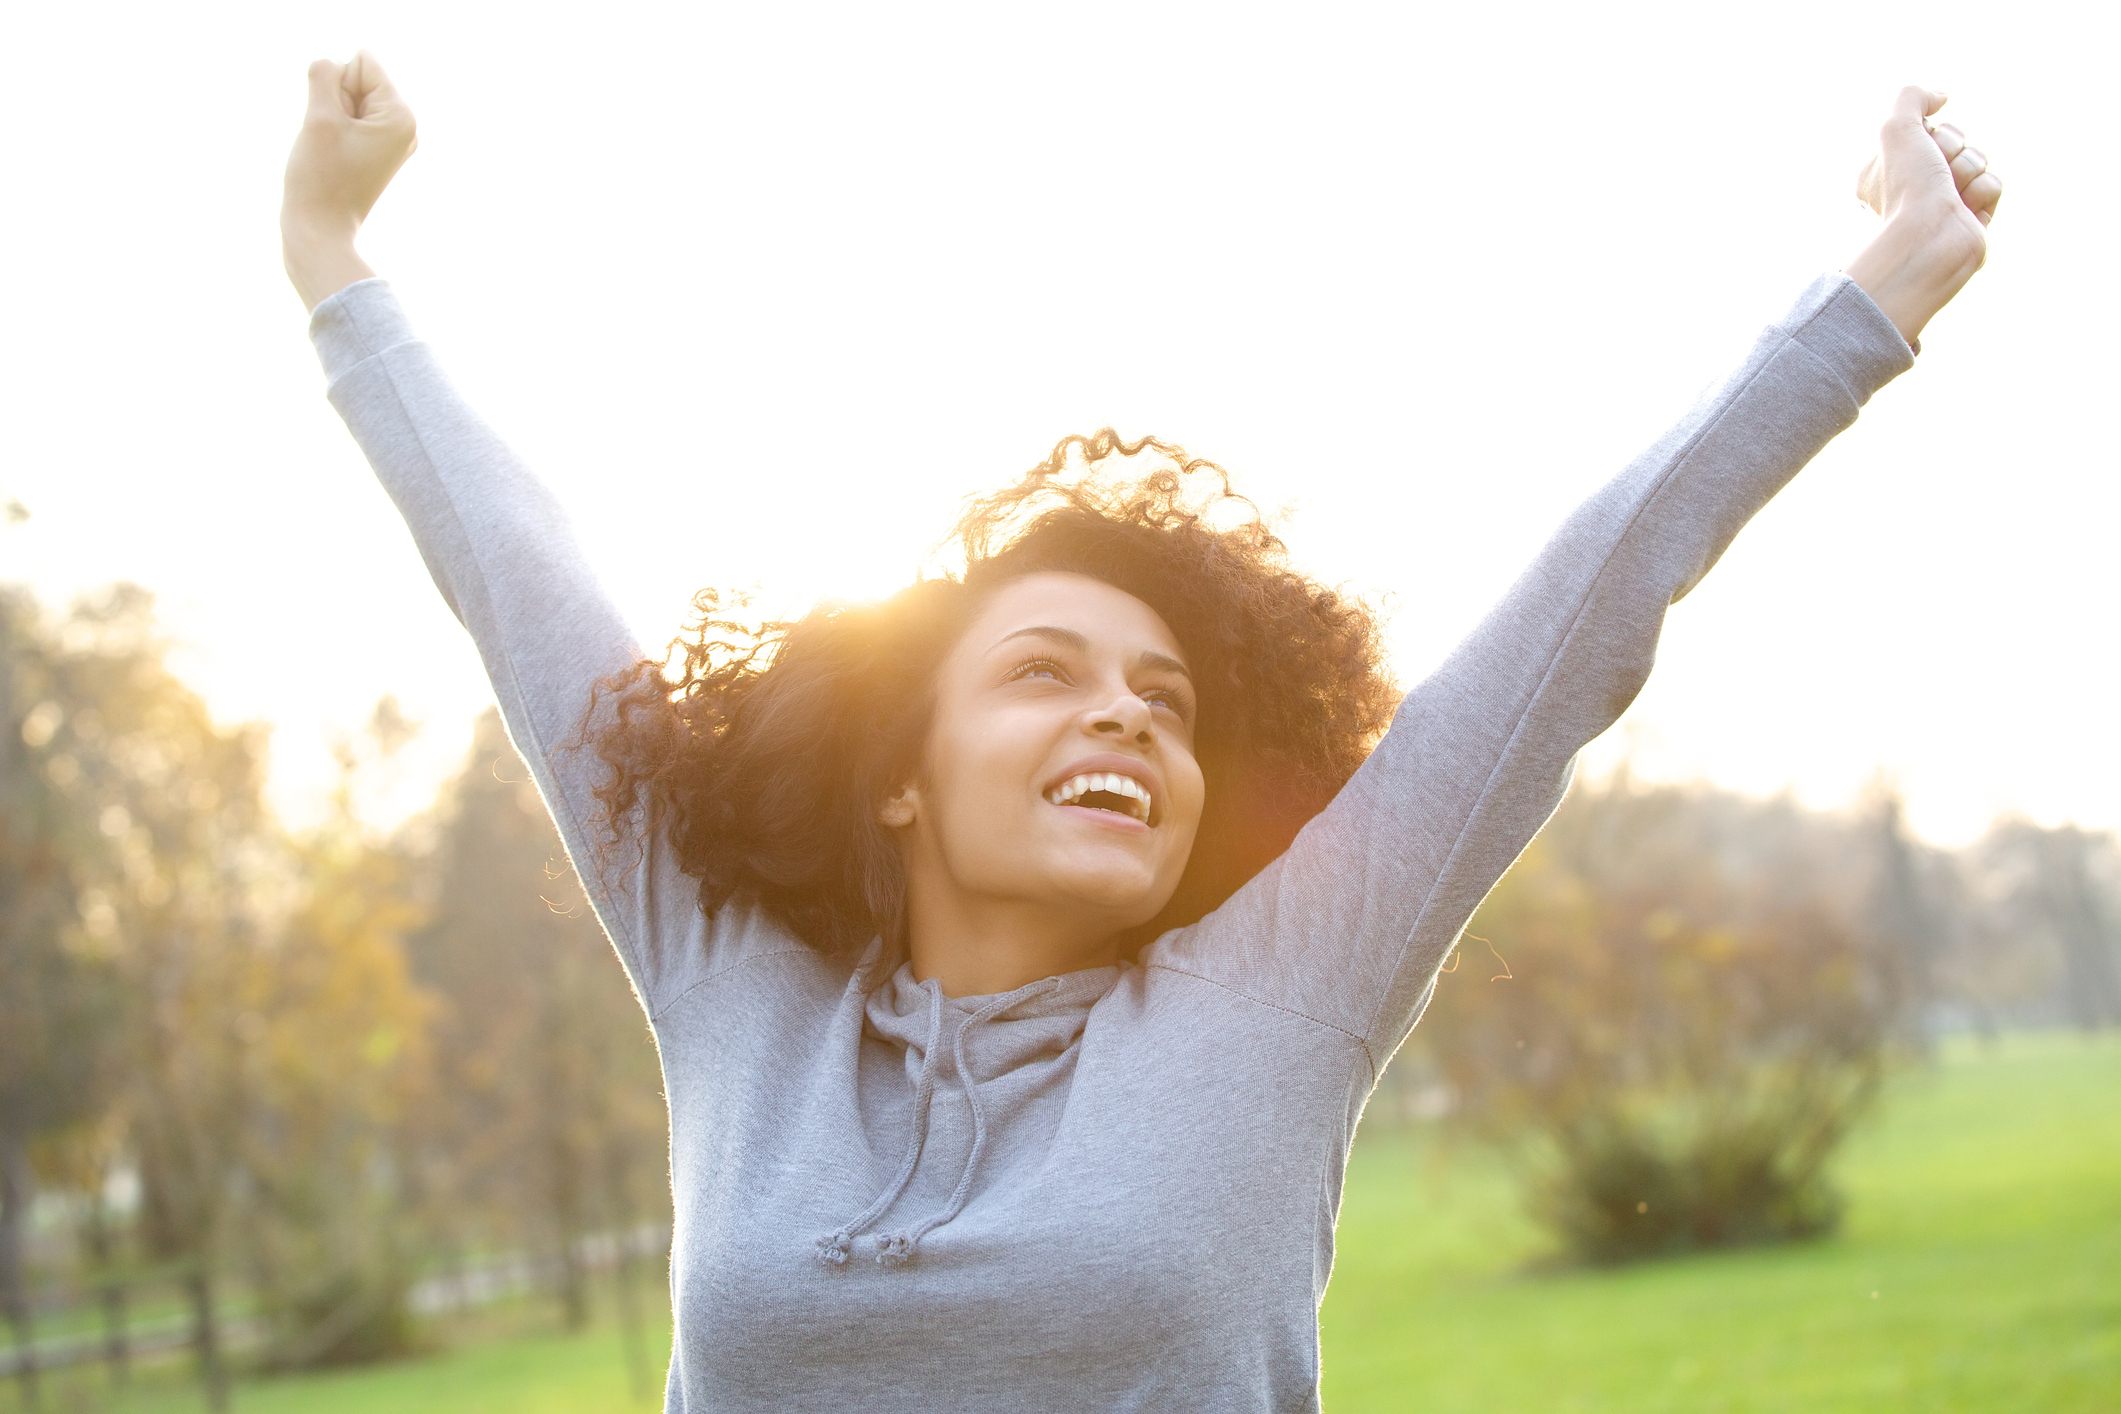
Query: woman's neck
903 885 1121 997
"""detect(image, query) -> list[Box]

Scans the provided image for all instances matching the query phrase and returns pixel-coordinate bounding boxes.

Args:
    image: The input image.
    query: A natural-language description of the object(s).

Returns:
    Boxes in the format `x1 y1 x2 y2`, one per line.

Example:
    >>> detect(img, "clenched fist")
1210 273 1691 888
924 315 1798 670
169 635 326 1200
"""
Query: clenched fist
282 53 418 311
1845 88 2002 349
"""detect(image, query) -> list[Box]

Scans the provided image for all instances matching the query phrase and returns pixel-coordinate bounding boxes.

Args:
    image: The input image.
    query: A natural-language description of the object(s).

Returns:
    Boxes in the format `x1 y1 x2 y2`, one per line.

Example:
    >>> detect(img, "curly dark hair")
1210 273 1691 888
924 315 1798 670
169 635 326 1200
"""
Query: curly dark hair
589 429 1399 961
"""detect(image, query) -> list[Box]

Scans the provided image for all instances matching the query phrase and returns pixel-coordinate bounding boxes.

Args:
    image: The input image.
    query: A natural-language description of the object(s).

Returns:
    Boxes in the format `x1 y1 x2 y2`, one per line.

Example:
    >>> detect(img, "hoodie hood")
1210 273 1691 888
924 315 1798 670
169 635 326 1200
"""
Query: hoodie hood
815 952 1118 1268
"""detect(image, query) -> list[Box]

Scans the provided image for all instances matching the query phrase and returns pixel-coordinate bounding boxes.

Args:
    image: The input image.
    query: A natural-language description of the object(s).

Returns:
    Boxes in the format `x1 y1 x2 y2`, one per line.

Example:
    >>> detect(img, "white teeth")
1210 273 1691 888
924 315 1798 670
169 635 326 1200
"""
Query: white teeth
1043 771 1153 822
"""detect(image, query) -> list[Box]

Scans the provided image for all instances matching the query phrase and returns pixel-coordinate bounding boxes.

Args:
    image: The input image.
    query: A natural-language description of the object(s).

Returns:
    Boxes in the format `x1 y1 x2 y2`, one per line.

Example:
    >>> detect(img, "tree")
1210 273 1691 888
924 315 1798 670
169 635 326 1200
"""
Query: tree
406 711 666 1344
0 585 681 1404
237 740 435 1370
1969 820 2121 1029
28 586 272 1411
0 588 134 1407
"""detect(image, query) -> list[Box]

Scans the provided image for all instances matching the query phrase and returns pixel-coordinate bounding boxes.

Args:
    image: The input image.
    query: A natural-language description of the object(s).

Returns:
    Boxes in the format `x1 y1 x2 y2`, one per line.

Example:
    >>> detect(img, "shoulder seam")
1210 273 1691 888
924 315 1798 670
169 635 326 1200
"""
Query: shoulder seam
650 945 820 1025
1146 961 1378 1078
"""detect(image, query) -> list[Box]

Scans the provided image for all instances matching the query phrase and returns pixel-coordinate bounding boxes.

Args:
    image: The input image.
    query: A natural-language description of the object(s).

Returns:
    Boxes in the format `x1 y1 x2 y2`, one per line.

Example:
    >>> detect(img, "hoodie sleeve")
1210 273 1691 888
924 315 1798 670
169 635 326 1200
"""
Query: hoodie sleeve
1141 273 1915 1078
310 279 713 1014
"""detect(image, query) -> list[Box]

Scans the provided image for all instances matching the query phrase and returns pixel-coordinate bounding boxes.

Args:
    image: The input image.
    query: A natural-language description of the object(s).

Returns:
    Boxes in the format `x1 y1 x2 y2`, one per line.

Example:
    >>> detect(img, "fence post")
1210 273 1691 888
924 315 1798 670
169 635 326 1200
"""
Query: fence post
184 1263 229 1413
0 1130 41 1410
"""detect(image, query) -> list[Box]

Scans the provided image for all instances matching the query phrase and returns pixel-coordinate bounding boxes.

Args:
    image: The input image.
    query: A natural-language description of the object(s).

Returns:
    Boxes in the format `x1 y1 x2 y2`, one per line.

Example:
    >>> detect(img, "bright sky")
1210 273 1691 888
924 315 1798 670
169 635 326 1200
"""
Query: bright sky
3 1 2113 845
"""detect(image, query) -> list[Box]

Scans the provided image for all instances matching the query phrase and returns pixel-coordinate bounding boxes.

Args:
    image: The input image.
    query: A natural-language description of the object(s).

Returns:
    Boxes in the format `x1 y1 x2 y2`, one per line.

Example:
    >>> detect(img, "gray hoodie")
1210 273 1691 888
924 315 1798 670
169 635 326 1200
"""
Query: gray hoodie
311 273 1911 1411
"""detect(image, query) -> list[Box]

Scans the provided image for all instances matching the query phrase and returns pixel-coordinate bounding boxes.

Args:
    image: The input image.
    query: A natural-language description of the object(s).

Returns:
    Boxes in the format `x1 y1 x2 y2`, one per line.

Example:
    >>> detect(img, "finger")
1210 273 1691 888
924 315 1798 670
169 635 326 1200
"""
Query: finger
1930 122 1967 162
343 50 400 121
1949 144 1988 193
1962 170 2003 223
305 59 349 121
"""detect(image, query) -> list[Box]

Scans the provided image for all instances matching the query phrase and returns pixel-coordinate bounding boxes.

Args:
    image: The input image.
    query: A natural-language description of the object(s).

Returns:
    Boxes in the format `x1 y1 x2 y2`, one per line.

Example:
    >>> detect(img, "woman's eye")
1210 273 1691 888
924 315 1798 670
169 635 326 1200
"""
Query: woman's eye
1142 688 1192 719
1010 659 1066 683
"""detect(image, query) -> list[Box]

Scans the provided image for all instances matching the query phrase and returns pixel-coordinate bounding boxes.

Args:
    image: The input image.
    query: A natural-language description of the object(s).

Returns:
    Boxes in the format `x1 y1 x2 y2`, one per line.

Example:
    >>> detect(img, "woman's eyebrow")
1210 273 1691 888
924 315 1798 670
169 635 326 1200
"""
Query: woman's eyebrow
1138 650 1192 681
994 625 1090 654
993 627 1192 681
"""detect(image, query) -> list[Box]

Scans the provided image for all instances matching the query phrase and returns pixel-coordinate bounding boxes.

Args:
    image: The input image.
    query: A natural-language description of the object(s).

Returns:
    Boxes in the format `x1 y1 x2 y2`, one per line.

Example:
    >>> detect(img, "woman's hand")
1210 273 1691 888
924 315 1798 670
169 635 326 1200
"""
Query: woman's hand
1845 88 2002 350
281 52 417 312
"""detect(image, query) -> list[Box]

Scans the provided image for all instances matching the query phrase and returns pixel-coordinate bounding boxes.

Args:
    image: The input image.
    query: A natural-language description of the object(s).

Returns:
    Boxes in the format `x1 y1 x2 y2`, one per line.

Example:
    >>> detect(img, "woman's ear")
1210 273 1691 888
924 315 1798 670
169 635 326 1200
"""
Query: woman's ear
877 786 918 829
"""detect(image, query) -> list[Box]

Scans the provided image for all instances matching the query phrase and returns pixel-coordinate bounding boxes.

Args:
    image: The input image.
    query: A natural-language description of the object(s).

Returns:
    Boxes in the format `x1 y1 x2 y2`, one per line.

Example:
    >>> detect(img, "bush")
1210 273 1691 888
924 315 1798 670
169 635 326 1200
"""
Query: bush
267 1264 422 1369
1409 776 1912 1263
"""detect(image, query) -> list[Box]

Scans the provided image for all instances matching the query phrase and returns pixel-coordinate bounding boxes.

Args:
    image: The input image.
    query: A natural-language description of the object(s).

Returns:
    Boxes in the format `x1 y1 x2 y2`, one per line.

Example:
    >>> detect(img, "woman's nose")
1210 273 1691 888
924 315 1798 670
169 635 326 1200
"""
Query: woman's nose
1089 690 1154 744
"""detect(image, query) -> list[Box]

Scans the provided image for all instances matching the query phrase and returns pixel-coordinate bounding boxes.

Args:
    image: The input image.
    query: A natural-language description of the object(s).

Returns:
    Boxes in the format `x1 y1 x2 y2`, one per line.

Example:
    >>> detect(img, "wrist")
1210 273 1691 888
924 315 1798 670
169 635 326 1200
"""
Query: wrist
1846 205 1984 349
280 202 361 252
281 213 375 313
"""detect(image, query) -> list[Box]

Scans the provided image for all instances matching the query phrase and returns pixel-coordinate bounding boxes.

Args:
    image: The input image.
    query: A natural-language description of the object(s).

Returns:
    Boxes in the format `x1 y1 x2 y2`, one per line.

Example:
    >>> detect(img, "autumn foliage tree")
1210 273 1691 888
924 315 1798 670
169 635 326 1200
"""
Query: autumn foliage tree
0 588 439 1403
0 587 129 1405
405 711 667 1353
0 584 273 1406
2 578 665 1402
239 789 434 1371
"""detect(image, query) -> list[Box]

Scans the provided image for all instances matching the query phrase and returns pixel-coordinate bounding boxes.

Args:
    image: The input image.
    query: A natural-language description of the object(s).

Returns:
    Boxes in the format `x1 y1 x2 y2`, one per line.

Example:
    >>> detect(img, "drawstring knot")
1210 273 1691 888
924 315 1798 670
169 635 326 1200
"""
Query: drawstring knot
814 1232 853 1267
873 1233 914 1266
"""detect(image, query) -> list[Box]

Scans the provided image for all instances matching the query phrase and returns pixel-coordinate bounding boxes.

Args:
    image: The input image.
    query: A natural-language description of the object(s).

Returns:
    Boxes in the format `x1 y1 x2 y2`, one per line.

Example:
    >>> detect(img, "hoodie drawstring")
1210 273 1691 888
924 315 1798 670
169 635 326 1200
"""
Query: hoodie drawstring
817 978 1058 1270
814 984 946 1267
873 989 1025 1264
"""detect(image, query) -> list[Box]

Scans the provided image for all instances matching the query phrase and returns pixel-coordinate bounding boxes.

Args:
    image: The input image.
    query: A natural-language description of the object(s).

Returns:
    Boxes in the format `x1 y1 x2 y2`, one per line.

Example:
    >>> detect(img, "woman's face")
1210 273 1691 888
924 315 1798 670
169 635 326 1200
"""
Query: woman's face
887 571 1207 952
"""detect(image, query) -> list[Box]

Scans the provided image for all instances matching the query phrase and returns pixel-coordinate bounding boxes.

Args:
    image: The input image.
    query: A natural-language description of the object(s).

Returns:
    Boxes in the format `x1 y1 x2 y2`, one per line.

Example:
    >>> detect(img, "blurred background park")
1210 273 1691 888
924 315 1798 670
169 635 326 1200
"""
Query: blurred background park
2 0 2116 1410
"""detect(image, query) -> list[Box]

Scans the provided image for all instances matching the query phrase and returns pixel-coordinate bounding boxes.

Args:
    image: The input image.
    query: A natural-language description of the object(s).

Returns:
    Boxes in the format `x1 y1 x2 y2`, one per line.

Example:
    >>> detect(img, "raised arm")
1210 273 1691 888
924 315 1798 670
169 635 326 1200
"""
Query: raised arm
1148 89 2002 1076
283 56 696 1006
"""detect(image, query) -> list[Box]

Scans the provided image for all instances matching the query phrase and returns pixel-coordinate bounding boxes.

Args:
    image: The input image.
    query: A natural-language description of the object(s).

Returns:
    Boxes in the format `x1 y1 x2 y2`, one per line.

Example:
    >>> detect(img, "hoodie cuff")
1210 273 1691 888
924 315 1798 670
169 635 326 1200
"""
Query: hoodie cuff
1784 273 1917 409
308 278 418 385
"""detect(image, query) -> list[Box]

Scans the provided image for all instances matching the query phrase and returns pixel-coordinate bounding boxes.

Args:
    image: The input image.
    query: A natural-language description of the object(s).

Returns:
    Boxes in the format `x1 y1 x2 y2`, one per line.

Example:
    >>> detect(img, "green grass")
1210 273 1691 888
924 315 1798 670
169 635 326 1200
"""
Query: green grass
10 1305 672 1414
1320 1029 2121 1412
9 1031 2113 1412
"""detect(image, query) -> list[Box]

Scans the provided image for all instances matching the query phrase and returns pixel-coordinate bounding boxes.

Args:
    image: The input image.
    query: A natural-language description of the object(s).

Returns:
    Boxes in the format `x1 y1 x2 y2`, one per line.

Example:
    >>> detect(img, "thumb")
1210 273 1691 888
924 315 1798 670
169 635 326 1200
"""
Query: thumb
305 58 350 122
1888 85 1947 130
1875 85 1951 179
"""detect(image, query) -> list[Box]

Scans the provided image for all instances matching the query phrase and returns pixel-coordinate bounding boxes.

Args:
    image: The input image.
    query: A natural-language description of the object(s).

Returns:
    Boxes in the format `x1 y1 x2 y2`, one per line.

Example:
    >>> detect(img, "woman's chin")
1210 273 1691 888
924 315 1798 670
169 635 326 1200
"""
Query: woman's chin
1043 860 1177 927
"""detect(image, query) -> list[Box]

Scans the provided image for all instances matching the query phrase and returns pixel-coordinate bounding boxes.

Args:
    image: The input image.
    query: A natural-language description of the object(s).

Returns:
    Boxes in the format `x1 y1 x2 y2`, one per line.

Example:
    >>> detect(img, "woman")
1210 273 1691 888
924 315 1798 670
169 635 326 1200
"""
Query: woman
282 54 1999 1411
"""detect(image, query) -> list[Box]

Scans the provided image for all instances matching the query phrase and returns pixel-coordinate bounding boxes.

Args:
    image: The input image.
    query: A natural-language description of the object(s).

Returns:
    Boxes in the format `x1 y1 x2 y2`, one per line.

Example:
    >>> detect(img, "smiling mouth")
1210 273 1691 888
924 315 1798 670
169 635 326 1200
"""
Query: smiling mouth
1044 772 1153 824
